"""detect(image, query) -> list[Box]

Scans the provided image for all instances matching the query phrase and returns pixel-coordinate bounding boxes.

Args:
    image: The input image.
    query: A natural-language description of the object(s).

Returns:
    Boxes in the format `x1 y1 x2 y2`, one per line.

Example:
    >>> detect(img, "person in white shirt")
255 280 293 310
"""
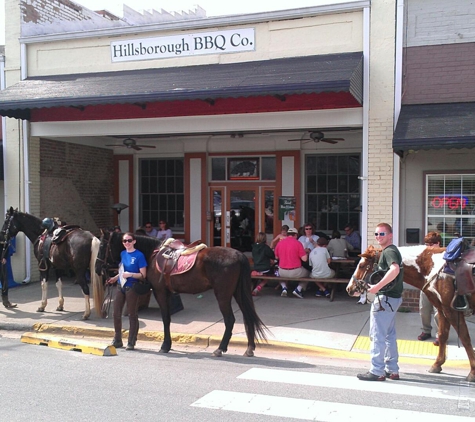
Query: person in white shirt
298 223 319 253
157 220 173 241
309 237 335 297
328 230 353 257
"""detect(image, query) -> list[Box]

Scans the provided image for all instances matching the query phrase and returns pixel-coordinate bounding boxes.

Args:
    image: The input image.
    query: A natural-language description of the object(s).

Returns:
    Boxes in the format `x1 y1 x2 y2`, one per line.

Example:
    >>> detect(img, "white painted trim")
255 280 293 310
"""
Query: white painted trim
31 108 363 138
20 1 371 44
189 158 202 242
360 5 370 250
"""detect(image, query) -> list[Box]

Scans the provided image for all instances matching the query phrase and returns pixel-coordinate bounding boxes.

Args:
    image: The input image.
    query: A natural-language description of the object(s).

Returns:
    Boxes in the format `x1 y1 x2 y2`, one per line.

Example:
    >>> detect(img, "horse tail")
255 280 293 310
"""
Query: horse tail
235 252 269 343
90 236 104 317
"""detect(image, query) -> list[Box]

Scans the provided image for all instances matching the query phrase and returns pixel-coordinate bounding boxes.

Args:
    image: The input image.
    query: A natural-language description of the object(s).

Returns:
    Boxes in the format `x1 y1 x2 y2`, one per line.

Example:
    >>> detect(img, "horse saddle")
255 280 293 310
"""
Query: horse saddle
51 225 81 244
448 249 475 296
38 234 54 270
156 239 207 291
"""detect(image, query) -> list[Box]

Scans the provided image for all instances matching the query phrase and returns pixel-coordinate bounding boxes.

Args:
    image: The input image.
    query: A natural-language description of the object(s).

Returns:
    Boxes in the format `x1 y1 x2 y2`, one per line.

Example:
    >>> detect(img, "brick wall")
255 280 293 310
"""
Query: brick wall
39 139 114 235
402 42 475 104
21 0 97 24
367 118 395 237
401 287 419 312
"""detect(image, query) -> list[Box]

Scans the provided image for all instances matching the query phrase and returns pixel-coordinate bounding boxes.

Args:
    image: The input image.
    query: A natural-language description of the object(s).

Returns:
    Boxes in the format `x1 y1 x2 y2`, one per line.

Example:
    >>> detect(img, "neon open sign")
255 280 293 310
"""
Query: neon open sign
431 196 469 210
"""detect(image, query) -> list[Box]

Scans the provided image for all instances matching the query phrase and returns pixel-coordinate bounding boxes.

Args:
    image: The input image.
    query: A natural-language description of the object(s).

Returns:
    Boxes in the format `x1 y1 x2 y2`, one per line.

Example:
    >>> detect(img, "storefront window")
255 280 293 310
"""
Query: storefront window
306 154 360 232
426 174 475 246
140 158 184 231
210 156 275 181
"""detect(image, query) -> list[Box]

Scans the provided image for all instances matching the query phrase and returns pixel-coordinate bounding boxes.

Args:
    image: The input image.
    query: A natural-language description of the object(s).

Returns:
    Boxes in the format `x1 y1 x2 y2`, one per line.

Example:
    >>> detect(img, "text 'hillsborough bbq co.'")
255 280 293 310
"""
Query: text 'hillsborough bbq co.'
111 28 255 62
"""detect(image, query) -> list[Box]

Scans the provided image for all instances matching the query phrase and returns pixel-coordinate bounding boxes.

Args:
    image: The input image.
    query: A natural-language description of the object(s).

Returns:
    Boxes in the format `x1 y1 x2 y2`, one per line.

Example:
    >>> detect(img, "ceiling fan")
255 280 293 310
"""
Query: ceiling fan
288 131 345 145
105 137 156 151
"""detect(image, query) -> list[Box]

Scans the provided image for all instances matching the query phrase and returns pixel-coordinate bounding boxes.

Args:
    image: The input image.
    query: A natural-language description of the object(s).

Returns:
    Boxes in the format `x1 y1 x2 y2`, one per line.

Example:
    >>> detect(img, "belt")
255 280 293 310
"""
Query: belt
279 267 300 270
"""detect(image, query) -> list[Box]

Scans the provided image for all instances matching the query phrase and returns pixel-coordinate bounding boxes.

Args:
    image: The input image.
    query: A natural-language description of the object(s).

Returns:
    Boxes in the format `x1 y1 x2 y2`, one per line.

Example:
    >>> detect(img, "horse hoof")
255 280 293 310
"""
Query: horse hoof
243 350 254 357
212 349 223 357
37 307 45 313
56 306 64 311
159 348 170 354
4 302 17 309
429 365 442 374
466 373 475 383
82 315 90 321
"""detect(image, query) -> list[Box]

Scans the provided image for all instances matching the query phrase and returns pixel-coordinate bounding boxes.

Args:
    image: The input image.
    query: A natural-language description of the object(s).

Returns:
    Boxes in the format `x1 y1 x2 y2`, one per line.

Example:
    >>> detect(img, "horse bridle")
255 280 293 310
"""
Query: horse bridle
351 250 380 294
95 233 115 279
0 213 15 261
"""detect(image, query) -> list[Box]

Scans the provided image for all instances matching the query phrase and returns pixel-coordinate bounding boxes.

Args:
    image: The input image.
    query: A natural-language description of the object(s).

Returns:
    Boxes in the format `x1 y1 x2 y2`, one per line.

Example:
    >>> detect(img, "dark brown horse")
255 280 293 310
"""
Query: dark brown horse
95 230 268 357
1 207 102 319
346 244 475 382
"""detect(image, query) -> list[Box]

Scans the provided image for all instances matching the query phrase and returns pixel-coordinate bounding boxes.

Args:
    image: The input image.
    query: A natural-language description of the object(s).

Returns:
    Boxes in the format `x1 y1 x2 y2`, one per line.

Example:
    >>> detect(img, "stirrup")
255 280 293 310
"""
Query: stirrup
451 294 469 312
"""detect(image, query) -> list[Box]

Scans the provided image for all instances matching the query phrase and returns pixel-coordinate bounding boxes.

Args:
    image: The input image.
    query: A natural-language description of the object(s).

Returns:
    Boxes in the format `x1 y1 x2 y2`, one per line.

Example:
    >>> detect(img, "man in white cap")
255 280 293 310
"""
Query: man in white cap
274 227 310 298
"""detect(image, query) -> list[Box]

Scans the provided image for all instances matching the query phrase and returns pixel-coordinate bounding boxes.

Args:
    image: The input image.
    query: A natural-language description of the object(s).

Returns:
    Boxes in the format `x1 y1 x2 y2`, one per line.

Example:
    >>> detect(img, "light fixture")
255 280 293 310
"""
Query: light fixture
111 203 129 215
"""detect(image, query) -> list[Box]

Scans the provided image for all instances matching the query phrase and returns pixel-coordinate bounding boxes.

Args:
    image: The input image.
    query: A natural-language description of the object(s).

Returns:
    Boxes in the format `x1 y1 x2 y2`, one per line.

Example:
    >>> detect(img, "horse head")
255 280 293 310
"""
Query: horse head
1 207 20 241
346 245 380 297
95 229 113 279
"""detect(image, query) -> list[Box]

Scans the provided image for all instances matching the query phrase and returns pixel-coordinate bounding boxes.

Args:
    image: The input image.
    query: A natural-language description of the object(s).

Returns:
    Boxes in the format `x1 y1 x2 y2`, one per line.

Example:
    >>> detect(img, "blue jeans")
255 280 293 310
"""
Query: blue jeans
369 294 403 376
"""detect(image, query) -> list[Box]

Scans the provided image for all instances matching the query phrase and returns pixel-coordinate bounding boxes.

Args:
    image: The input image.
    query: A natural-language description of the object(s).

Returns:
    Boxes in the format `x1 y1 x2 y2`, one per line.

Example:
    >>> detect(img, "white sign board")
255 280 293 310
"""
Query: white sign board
111 28 255 62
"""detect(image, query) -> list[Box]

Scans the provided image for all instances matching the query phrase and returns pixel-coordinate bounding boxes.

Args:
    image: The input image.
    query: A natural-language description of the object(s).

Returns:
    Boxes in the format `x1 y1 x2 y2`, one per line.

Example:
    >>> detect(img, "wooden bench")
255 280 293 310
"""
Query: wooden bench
250 275 349 302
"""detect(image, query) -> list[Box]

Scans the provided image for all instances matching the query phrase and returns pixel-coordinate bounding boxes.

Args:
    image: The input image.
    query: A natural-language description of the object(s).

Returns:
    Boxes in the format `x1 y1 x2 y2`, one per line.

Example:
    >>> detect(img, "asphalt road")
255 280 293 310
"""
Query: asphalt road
1 330 474 421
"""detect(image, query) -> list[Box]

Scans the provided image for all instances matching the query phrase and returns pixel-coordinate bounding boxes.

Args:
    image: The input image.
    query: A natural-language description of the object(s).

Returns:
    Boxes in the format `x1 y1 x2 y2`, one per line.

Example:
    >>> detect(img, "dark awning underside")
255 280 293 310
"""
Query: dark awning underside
393 102 475 154
0 52 363 120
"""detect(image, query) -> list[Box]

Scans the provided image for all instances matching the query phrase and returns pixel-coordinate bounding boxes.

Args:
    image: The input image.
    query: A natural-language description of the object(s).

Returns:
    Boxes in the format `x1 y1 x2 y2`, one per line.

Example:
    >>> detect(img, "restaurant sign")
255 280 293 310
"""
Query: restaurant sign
111 28 255 62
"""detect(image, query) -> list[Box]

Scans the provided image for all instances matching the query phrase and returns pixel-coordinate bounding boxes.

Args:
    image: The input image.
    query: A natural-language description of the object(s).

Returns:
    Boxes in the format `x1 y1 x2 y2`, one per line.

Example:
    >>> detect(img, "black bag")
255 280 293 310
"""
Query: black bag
133 279 152 295
369 269 396 291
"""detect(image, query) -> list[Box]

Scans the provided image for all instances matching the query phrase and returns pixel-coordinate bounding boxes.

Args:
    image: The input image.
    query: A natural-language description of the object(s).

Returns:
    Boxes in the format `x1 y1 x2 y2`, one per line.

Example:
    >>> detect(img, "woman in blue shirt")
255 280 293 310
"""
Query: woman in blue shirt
107 233 147 350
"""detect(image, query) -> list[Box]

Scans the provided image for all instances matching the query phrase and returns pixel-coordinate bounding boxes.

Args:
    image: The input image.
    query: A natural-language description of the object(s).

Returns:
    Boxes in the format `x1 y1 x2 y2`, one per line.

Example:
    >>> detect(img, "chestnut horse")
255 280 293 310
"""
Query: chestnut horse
95 230 268 357
346 244 475 382
1 207 102 320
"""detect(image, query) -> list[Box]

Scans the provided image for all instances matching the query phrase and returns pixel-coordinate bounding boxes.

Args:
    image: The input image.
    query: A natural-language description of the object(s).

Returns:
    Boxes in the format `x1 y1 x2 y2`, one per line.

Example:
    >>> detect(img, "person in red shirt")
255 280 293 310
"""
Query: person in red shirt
274 227 310 298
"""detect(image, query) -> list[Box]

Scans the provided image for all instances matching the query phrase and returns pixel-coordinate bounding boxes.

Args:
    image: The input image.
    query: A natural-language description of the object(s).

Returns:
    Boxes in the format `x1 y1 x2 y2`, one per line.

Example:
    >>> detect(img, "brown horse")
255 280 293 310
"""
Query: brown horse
346 244 475 382
95 230 268 357
1 207 102 320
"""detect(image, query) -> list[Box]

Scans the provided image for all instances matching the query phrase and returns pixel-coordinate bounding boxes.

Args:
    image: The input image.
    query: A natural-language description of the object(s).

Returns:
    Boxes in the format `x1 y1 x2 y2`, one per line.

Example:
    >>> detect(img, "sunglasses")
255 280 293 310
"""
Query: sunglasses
122 238 134 243
305 228 312 230
374 232 386 237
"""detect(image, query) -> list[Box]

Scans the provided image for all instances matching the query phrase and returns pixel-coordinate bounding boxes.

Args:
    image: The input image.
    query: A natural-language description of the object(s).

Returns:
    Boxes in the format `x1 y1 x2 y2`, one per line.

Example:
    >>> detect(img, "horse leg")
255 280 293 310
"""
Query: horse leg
429 308 449 374
153 289 172 353
55 275 65 312
443 307 475 382
213 300 235 357
37 277 48 312
77 275 91 320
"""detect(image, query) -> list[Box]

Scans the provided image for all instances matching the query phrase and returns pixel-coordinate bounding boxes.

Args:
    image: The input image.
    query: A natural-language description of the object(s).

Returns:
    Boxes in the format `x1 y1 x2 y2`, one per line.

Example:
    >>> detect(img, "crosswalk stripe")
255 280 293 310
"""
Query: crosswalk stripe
191 390 473 421
237 368 475 402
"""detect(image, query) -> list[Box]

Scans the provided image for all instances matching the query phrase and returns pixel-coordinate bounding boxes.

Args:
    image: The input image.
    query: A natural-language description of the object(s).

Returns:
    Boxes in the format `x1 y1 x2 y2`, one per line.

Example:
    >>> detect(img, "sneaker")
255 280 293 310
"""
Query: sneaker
315 290 325 297
281 288 288 297
324 289 331 297
252 288 259 296
418 332 431 341
385 371 400 380
357 371 385 381
293 289 304 299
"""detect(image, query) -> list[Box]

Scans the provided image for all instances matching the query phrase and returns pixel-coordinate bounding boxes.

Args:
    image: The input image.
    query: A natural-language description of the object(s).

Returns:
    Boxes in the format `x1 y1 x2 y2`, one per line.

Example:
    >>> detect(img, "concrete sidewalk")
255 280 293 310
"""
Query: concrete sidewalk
1 280 474 365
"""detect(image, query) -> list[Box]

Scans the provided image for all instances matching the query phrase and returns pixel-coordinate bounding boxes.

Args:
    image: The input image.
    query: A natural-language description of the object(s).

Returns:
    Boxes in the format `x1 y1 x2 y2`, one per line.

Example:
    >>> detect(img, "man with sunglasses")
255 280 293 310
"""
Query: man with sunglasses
357 223 404 381
143 222 159 238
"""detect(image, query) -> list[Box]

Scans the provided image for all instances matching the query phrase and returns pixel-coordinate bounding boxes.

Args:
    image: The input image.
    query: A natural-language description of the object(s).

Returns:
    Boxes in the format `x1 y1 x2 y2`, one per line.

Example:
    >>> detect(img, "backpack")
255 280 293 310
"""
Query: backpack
443 237 466 275
443 237 466 262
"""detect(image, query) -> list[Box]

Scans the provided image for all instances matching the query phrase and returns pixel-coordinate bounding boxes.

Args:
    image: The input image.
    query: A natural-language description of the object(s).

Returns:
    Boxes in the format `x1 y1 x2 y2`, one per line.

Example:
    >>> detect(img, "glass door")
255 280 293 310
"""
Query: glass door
229 189 257 252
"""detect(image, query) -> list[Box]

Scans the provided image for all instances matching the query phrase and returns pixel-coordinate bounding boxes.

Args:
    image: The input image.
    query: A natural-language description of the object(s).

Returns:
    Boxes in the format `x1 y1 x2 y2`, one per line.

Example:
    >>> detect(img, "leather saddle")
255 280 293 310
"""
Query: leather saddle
37 226 82 271
51 225 81 244
155 238 207 291
447 248 475 311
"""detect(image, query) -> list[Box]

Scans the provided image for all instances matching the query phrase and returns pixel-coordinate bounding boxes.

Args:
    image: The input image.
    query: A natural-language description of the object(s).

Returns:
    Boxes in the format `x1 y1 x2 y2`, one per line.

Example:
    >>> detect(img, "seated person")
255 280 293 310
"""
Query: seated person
344 224 361 256
144 222 159 238
274 228 310 298
157 220 173 241
328 230 353 257
270 225 289 249
298 223 319 254
309 237 335 297
251 232 276 296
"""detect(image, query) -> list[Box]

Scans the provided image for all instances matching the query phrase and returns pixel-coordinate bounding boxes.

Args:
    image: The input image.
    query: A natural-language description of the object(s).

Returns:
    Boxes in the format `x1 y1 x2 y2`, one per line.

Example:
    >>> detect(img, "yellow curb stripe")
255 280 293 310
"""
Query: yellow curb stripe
354 335 439 357
21 332 117 356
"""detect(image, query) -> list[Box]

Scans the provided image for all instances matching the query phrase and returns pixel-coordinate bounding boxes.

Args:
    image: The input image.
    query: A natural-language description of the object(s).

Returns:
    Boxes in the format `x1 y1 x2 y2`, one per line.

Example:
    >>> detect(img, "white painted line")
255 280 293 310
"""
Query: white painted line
237 368 475 402
192 390 474 421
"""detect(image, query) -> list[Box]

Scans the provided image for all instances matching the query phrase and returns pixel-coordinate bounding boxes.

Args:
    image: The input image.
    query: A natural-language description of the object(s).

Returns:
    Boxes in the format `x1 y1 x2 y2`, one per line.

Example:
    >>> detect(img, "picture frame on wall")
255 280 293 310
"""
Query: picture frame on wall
228 158 259 180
